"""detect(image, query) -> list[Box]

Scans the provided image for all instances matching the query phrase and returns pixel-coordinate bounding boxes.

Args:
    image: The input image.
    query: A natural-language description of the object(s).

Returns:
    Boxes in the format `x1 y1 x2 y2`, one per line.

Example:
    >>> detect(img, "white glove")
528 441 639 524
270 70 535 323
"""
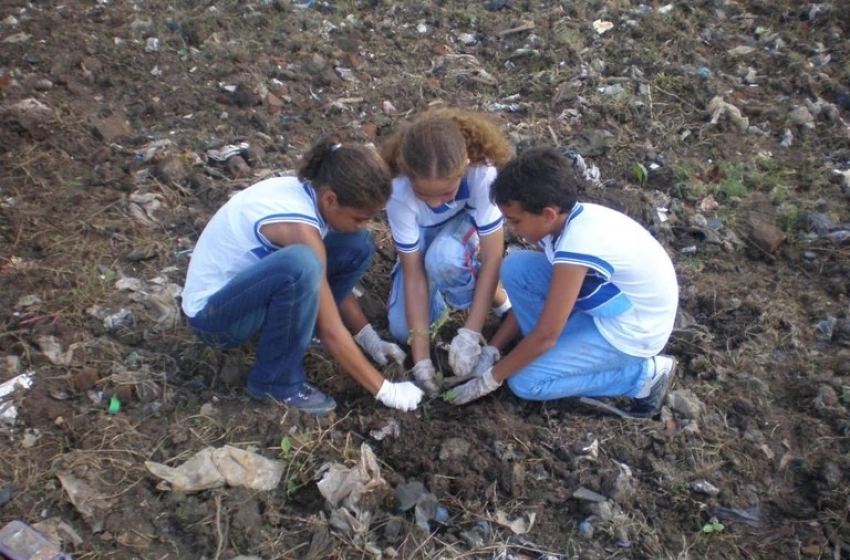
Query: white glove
446 368 501 405
448 328 483 378
412 359 441 396
354 324 406 366
376 380 423 412
472 346 500 377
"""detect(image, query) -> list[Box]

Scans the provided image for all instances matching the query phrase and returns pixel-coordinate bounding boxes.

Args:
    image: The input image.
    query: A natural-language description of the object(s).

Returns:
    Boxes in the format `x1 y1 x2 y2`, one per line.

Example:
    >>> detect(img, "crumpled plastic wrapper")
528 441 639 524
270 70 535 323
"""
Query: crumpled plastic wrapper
145 445 284 492
316 444 386 538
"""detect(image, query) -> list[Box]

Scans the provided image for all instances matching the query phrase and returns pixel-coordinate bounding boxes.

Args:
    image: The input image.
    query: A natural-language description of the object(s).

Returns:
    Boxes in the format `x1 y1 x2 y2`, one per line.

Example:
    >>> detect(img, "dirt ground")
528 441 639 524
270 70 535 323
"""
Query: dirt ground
1 0 850 558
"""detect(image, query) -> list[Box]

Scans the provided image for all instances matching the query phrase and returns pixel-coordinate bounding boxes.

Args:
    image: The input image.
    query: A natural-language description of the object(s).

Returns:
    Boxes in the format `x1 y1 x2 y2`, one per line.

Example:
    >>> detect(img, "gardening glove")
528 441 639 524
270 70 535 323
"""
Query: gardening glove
354 324 406 366
376 380 423 412
448 328 483 378
446 368 501 406
471 346 500 377
411 359 441 396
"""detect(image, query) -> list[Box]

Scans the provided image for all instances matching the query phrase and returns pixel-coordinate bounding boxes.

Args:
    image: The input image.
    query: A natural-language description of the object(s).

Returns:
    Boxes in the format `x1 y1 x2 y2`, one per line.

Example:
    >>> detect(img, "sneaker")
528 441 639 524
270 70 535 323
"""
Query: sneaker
247 382 337 417
624 355 677 418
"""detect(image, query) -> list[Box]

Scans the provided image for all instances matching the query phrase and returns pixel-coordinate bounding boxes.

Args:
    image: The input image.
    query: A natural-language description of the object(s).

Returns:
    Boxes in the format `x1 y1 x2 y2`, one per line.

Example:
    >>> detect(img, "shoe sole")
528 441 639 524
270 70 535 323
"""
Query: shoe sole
632 356 677 419
246 389 337 417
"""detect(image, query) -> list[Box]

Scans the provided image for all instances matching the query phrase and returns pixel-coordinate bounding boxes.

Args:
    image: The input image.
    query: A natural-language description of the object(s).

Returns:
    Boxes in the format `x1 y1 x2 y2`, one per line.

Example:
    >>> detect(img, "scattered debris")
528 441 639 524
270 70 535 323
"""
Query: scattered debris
707 96 749 132
145 446 285 492
317 444 387 537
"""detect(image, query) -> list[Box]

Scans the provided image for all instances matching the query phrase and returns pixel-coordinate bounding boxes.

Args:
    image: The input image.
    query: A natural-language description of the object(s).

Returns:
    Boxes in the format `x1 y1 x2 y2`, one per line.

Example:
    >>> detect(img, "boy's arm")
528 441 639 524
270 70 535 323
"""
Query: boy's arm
487 310 521 350
463 228 504 333
490 263 587 383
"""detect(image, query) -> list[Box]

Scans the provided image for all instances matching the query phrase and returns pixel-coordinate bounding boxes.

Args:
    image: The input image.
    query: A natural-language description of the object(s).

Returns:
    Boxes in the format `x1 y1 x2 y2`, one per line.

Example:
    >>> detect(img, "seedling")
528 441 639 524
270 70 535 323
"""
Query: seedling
701 520 725 534
632 162 648 186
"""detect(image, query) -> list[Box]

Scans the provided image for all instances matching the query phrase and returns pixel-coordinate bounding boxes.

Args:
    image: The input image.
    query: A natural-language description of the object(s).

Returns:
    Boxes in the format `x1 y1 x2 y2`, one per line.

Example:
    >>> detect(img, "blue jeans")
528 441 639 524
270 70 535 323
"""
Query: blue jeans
501 251 651 401
387 213 480 344
188 230 375 399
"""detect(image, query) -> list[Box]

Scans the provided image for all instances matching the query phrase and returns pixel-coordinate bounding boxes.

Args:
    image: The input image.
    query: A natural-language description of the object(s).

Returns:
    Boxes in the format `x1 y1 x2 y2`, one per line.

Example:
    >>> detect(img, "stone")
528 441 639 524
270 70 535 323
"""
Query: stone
667 389 707 420
156 155 187 185
93 113 133 142
226 155 251 178
438 438 470 461
749 219 786 253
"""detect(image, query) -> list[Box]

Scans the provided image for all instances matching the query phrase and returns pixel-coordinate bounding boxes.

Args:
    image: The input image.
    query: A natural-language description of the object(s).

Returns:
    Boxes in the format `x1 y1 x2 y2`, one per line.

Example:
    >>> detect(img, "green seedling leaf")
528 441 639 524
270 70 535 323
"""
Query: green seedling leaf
435 370 444 384
280 436 292 458
442 390 457 402
632 162 648 185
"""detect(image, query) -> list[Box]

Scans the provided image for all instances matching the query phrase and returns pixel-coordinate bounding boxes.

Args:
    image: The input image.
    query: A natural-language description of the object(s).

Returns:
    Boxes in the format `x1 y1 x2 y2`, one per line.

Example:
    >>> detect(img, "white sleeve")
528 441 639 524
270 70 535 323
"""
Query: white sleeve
386 196 420 253
467 166 503 237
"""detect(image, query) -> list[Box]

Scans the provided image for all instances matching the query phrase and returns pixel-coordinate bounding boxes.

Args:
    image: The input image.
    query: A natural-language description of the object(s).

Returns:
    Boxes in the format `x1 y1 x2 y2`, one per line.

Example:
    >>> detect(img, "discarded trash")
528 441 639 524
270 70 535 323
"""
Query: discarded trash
0 372 34 427
108 396 121 414
493 510 536 534
369 419 400 441
592 20 614 34
144 37 160 53
578 518 595 538
207 142 249 163
57 471 112 521
317 444 386 537
711 505 764 527
0 487 14 508
104 308 133 331
690 479 720 496
145 445 285 492
573 486 608 503
0 520 70 560
707 96 749 132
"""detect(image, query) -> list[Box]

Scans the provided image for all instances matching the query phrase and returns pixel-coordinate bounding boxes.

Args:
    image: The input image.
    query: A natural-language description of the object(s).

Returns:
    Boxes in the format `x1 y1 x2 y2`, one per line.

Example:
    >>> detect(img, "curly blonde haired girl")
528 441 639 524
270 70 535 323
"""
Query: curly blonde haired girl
379 109 513 395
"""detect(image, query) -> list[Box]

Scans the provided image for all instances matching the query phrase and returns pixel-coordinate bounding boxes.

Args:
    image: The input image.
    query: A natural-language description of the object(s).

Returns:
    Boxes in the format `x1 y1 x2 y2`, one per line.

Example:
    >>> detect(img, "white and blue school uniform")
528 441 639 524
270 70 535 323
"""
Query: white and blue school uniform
503 202 679 401
385 165 503 343
182 176 373 400
182 176 328 318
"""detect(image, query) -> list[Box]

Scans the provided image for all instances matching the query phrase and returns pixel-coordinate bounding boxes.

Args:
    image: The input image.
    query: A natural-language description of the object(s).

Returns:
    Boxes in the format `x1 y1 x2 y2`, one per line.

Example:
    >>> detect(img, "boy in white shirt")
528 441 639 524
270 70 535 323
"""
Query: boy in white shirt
449 147 679 418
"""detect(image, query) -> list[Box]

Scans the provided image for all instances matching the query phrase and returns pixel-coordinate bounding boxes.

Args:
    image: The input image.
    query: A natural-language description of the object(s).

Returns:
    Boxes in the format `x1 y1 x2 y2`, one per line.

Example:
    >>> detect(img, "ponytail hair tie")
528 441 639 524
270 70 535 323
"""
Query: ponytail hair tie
330 143 342 152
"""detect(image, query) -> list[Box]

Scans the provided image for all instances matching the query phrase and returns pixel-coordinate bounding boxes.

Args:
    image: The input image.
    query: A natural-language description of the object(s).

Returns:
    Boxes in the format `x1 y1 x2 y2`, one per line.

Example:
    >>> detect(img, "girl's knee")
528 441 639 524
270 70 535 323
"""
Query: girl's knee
285 245 323 288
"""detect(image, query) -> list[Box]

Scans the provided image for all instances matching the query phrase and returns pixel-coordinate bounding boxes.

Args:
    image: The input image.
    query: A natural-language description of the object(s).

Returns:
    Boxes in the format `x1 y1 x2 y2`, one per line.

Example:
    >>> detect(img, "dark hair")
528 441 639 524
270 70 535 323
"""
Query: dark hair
297 135 392 210
490 147 579 214
379 109 512 179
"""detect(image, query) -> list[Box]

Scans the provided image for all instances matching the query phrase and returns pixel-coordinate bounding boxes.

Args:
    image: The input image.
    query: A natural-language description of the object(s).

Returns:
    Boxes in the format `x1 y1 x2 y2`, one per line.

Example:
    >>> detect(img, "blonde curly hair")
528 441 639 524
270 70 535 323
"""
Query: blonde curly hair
379 109 512 179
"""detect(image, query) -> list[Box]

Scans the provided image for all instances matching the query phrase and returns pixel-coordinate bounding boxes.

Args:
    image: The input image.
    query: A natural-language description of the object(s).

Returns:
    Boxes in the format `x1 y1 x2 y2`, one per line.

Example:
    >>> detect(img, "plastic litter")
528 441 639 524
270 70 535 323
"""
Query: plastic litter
0 520 70 560
0 372 34 427
592 20 614 34
145 446 285 492
207 142 249 163
317 444 386 537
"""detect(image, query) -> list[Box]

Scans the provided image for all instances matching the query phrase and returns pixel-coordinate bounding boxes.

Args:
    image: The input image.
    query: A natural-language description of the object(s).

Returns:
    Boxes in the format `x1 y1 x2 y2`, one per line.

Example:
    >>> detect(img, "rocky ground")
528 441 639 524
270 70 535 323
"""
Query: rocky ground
1 0 849 558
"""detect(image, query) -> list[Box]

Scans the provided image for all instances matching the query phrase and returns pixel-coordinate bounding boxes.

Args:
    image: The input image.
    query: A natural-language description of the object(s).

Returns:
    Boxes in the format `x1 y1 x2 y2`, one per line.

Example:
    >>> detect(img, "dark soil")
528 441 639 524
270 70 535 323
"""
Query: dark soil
1 0 849 558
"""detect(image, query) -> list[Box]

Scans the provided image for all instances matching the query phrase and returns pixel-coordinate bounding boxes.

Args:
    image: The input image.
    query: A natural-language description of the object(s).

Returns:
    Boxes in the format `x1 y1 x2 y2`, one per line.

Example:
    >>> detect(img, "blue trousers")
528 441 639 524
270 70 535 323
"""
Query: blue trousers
501 251 651 401
188 230 374 399
387 213 480 344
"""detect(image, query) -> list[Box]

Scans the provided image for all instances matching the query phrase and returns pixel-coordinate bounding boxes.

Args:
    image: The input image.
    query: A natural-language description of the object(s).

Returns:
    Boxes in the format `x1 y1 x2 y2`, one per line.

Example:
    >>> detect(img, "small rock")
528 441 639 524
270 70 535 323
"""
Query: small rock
749 219 786 253
226 155 251 178
73 368 100 391
156 155 187 185
603 471 635 503
690 479 720 496
667 389 707 420
233 84 262 108
820 462 842 489
439 438 470 461
243 145 265 167
33 79 53 91
9 98 54 134
93 113 133 142
586 500 618 521
814 384 838 407
572 487 608 502
788 105 815 129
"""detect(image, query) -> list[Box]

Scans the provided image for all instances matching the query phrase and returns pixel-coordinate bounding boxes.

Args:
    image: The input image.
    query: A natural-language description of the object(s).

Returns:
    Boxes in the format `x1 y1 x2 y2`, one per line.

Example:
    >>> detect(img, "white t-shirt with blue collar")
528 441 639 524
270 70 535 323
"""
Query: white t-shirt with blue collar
539 202 679 357
181 176 328 317
386 165 503 254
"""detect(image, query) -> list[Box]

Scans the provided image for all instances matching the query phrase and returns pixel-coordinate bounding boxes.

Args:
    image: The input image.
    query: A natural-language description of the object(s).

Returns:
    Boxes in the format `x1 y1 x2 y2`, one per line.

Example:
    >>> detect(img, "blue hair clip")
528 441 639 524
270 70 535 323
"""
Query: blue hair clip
330 143 342 152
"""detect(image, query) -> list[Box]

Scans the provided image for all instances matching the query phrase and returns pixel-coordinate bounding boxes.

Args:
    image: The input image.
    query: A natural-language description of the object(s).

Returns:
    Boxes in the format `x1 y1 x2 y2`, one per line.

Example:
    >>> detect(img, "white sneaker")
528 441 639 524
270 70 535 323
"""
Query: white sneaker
626 355 677 418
